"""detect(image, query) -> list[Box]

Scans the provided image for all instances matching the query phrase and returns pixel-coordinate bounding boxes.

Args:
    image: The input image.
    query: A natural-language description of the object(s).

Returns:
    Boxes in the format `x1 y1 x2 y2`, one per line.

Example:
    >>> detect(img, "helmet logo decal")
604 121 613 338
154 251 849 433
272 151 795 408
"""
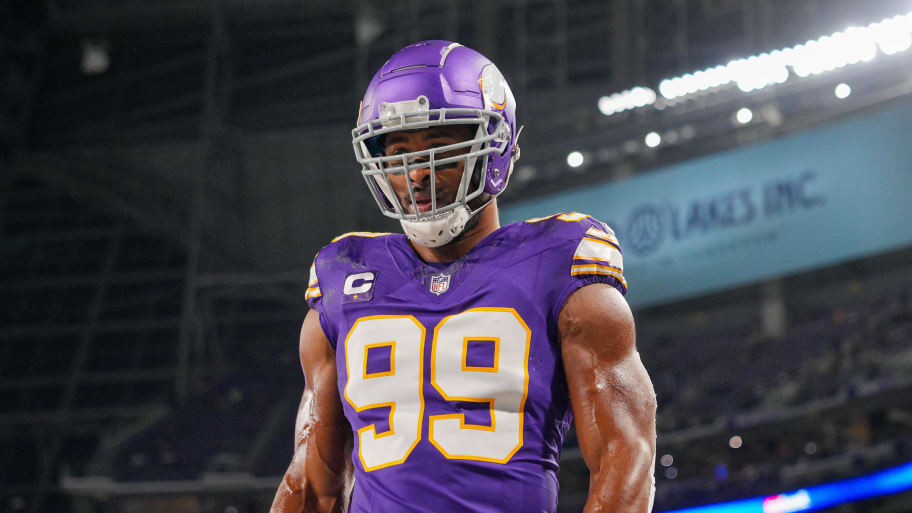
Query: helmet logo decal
480 64 508 111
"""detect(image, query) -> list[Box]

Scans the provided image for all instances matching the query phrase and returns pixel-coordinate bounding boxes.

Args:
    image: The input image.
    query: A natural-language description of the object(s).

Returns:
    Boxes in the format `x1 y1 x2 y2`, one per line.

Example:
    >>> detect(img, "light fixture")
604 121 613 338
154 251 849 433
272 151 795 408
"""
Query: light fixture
566 151 584 168
736 107 754 124
514 165 537 183
835 83 852 99
598 87 657 116
804 442 818 455
873 15 912 54
622 140 640 154
81 40 110 75
645 132 661 148
636 9 912 102
729 435 743 449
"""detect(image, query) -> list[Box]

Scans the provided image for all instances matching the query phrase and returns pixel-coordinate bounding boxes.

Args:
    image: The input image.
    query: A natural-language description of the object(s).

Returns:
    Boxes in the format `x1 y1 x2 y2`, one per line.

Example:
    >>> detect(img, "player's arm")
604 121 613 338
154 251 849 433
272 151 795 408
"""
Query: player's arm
559 283 657 513
270 309 353 513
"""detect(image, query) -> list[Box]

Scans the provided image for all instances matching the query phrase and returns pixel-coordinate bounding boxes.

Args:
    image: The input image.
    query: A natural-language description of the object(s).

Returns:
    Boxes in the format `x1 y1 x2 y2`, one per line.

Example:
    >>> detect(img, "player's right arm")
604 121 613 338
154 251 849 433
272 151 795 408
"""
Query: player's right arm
270 309 353 513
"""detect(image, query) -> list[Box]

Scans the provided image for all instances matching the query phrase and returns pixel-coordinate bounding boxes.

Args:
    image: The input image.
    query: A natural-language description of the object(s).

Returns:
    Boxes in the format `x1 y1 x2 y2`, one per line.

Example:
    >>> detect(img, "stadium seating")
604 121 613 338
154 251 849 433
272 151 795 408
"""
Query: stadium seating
103 290 912 511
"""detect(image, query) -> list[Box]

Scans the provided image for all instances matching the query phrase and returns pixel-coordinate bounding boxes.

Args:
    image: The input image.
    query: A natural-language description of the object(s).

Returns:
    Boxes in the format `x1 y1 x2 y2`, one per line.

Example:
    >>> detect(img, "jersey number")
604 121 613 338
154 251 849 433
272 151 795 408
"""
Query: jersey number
343 308 530 471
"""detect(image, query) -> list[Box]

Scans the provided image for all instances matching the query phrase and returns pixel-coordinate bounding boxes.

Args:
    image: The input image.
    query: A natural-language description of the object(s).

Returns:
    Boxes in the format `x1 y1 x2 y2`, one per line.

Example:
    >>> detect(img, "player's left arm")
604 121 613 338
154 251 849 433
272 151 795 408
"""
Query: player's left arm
559 283 657 513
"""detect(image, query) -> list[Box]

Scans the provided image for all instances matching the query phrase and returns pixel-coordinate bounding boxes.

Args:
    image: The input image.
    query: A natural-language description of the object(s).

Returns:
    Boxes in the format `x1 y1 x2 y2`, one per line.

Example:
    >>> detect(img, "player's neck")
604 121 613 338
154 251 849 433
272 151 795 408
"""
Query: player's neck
409 202 501 263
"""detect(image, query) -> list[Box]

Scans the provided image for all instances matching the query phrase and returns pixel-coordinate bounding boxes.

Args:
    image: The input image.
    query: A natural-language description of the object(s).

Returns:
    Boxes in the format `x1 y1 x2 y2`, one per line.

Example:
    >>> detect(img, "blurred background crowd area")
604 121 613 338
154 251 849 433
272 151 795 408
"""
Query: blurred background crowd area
2 0 912 512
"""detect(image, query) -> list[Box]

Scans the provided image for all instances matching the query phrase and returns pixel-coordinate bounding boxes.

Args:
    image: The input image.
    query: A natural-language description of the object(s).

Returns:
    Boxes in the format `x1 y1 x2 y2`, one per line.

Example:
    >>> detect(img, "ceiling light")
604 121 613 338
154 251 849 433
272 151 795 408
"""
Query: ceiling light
598 87 656 116
645 132 661 148
736 107 754 124
566 151 584 168
835 83 852 99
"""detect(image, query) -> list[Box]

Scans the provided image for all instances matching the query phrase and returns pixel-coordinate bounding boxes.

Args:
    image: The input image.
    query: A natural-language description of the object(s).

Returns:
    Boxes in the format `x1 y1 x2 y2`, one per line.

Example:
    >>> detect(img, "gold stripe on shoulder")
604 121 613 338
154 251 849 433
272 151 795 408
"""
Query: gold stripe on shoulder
524 214 559 223
581 236 619 249
585 227 618 245
332 231 391 242
525 212 590 223
556 212 590 222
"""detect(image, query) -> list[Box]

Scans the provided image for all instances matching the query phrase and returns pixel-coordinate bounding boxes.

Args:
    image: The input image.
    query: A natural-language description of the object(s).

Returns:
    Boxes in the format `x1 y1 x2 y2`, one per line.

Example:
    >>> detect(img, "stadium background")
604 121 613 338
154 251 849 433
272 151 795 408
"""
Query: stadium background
2 0 911 512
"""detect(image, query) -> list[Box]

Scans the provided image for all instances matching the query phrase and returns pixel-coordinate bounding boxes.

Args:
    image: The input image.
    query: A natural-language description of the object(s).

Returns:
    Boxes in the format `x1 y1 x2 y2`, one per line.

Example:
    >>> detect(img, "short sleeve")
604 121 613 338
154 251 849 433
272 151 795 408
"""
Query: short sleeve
550 217 628 321
305 258 322 309
305 253 339 346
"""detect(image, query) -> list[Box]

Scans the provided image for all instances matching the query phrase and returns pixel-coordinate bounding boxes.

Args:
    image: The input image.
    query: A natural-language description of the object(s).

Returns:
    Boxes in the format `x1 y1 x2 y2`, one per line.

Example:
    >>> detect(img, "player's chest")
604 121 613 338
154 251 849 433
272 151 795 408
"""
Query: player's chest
331 256 558 470
329 255 551 392
333 274 545 374
331 254 553 389
330 254 542 321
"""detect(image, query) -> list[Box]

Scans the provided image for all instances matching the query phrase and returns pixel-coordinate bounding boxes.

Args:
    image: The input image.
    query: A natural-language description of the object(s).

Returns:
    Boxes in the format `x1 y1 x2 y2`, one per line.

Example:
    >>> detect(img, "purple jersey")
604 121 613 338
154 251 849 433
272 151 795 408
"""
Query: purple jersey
305 212 627 513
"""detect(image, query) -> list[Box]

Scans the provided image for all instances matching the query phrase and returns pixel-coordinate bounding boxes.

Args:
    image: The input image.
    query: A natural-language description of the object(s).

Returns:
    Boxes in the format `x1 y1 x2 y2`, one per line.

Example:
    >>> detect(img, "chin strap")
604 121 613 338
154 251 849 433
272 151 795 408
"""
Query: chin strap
400 205 472 248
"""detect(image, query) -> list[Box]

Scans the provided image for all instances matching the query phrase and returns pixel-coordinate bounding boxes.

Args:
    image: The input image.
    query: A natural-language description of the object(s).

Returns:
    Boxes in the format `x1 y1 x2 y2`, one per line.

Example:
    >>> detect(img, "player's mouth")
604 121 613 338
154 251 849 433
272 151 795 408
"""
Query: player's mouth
404 183 459 214
409 192 443 214
414 195 442 213
403 194 449 214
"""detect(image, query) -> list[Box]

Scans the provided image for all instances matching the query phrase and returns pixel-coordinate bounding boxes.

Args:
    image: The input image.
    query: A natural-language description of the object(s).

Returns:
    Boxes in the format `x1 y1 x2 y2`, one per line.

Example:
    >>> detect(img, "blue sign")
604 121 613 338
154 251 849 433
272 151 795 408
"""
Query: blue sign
504 100 912 307
658 460 912 513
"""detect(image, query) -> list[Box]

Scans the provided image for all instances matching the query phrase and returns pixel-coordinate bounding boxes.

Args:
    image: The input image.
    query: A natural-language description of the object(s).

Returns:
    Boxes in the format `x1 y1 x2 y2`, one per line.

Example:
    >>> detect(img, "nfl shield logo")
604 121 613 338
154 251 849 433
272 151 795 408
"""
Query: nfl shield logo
430 274 451 295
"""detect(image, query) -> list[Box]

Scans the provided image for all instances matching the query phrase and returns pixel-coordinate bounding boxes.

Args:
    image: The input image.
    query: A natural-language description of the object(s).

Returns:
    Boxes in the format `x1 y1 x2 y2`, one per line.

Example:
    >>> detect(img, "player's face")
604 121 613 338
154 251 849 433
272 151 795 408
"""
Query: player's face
383 125 477 214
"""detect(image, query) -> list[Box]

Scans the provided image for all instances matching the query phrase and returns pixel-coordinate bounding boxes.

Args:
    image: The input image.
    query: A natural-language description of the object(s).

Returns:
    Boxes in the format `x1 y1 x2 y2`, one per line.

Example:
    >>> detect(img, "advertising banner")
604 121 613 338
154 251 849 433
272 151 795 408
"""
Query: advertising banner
503 101 912 307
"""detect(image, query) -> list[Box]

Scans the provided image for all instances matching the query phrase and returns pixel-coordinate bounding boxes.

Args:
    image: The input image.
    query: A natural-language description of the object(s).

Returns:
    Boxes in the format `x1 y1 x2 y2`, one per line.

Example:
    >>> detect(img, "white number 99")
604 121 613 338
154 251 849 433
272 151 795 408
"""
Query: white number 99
343 308 530 471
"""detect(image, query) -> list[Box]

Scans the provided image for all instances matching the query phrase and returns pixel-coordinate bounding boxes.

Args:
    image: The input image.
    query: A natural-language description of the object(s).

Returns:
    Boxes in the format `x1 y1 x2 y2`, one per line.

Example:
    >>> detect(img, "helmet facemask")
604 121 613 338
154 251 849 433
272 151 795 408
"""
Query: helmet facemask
352 100 511 247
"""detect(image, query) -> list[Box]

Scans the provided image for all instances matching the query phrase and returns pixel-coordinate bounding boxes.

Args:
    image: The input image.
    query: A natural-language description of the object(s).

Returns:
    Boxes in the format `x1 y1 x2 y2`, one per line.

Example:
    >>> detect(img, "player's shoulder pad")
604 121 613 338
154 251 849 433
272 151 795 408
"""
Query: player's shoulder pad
306 231 392 303
329 231 393 243
522 212 618 244
313 231 392 268
523 212 626 289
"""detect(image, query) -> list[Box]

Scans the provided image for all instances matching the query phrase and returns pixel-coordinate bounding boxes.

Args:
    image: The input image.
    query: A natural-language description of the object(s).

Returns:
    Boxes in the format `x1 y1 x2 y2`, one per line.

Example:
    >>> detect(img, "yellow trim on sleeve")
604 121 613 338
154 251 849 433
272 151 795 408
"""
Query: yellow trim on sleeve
305 286 322 300
570 264 628 288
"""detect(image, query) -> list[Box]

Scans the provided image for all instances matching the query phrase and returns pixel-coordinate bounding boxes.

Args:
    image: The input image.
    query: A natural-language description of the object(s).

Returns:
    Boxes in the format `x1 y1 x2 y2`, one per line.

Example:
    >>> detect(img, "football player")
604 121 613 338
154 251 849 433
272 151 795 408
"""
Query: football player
270 40 656 513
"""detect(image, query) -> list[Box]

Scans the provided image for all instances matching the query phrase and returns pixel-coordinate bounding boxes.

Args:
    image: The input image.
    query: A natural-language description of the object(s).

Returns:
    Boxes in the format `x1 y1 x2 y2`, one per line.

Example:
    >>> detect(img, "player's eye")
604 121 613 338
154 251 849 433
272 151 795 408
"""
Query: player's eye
433 147 467 170
435 161 460 171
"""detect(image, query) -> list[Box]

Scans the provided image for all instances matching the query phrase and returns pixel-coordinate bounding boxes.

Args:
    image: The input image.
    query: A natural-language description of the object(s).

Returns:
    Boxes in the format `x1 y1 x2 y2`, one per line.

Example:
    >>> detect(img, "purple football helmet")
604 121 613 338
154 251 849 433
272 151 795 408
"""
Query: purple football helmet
352 40 521 247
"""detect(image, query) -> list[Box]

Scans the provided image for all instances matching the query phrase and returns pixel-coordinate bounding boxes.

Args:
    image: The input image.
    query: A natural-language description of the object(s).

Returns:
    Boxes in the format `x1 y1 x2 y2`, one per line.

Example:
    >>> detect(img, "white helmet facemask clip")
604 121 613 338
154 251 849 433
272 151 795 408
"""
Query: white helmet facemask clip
399 205 473 248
